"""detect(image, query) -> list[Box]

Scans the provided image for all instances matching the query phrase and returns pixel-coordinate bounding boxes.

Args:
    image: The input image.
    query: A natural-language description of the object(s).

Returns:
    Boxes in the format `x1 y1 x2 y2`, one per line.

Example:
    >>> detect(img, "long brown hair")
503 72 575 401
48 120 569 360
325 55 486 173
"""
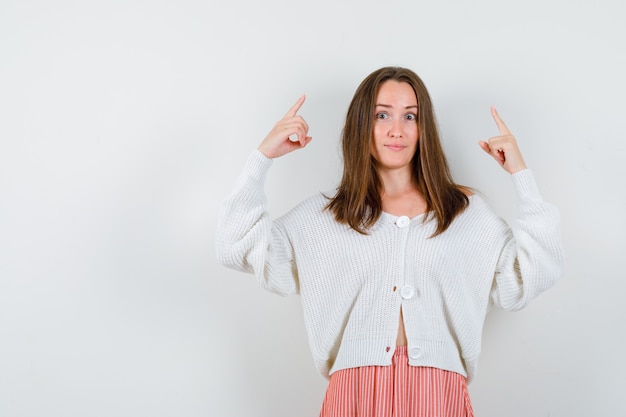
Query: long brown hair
325 66 469 236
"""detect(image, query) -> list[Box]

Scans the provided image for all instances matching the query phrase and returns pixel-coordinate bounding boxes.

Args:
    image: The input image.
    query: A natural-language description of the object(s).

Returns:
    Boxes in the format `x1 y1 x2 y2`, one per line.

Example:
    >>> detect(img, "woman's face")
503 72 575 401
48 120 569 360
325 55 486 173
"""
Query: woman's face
370 80 419 173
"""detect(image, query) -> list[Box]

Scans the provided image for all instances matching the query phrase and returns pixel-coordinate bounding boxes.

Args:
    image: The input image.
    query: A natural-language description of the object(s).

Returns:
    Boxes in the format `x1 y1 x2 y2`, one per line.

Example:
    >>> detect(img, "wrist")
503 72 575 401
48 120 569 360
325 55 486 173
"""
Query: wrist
257 145 275 159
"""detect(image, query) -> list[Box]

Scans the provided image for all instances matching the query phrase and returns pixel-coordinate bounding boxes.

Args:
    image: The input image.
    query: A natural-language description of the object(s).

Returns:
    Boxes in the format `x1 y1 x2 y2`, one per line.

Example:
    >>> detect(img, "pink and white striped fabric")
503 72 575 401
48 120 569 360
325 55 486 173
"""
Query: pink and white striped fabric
319 346 474 417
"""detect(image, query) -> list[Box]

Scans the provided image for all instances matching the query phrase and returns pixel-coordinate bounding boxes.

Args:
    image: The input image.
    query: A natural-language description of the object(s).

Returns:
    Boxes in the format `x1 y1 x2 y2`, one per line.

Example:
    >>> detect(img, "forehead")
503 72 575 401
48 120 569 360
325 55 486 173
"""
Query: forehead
375 80 417 106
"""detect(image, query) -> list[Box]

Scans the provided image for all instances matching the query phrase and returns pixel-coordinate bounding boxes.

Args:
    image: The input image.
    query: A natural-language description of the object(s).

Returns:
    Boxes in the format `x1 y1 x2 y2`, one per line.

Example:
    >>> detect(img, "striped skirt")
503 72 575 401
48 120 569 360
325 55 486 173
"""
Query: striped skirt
319 346 474 417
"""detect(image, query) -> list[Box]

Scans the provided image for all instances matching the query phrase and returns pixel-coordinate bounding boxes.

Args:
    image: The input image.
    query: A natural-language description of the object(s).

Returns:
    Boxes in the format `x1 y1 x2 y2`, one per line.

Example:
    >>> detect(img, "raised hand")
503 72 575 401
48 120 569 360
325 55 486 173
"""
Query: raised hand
258 95 313 159
478 107 527 174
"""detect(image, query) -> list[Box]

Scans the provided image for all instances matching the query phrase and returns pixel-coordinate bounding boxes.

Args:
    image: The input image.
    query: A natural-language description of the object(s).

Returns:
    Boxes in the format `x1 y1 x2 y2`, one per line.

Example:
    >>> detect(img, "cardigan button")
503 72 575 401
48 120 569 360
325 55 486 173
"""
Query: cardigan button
409 346 423 359
395 216 410 228
400 285 414 299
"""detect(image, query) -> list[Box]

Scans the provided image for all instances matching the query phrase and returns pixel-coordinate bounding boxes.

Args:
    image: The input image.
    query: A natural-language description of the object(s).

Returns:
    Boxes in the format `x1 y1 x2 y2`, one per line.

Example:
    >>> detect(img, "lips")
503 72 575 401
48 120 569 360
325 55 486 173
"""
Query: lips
385 144 406 151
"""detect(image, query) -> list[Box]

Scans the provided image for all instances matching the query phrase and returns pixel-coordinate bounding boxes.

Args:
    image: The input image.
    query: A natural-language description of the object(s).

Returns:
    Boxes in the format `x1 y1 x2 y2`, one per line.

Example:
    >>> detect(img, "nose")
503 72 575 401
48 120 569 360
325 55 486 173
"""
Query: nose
389 119 402 138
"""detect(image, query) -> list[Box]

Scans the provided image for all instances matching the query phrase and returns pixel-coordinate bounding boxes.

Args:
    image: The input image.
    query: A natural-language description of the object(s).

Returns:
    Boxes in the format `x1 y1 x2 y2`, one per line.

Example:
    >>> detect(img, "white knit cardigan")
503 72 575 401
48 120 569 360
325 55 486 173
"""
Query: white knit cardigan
216 150 565 383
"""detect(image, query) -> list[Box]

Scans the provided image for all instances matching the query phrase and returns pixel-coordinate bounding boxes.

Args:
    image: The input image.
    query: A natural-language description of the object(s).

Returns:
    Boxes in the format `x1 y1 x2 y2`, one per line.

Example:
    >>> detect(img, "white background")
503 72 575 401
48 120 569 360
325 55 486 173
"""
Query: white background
1 0 624 416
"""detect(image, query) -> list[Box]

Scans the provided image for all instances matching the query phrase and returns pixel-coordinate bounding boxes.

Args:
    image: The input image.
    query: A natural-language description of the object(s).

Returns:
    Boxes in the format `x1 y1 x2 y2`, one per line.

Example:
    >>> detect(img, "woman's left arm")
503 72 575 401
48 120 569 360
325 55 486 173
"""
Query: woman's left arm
479 108 565 310
489 170 565 310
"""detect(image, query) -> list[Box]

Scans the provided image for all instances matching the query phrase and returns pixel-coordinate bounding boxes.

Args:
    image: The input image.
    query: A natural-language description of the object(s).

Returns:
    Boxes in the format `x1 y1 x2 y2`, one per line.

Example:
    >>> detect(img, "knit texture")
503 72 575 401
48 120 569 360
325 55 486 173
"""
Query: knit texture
216 150 565 383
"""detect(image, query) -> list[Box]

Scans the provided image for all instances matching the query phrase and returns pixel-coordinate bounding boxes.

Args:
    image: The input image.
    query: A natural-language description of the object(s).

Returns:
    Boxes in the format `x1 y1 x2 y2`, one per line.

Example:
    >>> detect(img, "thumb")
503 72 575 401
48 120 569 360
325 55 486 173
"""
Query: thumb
478 140 491 154
478 140 505 165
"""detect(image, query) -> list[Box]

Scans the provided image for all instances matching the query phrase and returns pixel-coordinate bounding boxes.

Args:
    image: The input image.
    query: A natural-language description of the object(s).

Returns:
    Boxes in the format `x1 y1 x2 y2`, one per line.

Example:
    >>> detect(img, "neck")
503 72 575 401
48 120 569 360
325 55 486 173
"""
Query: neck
378 167 416 196
377 167 426 218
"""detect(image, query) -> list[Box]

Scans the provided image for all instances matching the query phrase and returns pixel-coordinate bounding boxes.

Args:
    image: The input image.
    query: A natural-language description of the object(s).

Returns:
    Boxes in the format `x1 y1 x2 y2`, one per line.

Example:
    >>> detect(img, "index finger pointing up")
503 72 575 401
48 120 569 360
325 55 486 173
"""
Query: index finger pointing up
491 106 511 135
284 94 306 118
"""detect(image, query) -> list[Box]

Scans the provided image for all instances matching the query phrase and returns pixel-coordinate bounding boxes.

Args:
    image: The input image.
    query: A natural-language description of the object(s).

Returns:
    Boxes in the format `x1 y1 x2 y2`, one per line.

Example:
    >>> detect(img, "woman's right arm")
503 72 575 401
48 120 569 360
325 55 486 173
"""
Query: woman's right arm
215 96 312 295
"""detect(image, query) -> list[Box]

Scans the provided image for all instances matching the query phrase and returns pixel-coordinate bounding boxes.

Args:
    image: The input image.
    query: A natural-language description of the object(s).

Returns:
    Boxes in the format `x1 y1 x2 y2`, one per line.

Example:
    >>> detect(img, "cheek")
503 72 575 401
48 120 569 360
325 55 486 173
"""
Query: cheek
373 123 385 138
372 126 385 146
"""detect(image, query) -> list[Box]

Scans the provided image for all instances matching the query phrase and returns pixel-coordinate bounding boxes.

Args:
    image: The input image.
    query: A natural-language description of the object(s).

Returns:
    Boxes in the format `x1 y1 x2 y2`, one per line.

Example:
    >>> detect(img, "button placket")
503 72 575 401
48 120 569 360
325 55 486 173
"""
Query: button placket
395 214 414 359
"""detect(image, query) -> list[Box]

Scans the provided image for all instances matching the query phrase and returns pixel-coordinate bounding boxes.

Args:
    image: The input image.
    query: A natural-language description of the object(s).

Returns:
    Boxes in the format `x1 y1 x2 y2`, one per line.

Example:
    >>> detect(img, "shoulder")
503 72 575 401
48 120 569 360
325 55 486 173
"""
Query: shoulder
273 191 345 241
436 194 511 251
277 191 333 224
454 194 508 231
467 194 500 218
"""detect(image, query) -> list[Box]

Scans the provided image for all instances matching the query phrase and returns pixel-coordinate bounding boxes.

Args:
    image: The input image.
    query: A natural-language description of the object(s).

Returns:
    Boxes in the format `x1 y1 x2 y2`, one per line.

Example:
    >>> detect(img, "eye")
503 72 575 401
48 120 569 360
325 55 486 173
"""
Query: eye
375 112 389 120
405 113 417 121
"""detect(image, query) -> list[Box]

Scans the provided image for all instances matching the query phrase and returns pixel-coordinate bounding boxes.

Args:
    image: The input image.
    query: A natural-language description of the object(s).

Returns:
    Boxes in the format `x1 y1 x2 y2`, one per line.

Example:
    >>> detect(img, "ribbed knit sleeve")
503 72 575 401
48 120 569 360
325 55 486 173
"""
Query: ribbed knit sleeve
215 150 299 296
489 169 565 311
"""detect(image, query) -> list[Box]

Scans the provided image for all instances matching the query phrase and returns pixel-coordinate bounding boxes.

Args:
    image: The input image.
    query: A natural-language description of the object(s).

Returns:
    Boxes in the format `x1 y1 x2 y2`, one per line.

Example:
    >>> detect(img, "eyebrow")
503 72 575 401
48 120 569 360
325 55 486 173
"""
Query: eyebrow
375 104 418 109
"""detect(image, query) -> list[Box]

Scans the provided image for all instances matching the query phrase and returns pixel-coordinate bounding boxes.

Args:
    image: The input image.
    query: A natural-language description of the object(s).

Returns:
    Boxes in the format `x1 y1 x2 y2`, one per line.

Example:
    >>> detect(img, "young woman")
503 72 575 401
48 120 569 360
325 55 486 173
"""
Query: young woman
216 67 564 416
